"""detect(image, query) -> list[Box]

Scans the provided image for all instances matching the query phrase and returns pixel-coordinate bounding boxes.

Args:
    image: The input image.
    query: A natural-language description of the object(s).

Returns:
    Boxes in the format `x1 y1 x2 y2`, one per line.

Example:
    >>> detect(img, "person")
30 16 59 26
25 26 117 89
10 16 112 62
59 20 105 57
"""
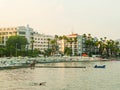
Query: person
30 60 36 69
31 82 46 86
39 82 46 86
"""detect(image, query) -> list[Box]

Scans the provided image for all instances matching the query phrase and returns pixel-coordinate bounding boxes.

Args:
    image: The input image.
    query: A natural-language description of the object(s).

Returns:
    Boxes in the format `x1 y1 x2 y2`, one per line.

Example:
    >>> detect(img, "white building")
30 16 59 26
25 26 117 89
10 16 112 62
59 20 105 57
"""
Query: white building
17 25 35 49
77 35 83 56
33 33 53 52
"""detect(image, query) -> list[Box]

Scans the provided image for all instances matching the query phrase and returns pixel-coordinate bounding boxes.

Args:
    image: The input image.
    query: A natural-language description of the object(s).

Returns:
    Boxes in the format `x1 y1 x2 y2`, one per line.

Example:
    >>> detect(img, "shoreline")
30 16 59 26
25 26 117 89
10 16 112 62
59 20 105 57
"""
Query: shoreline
0 56 120 70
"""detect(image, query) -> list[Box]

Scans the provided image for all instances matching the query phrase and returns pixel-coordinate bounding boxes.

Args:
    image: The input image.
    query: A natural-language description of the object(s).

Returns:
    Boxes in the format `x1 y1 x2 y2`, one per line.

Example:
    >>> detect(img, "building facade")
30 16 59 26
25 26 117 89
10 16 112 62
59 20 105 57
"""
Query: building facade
0 27 17 46
58 33 79 56
66 33 78 56
17 25 35 49
33 32 53 52
77 35 83 56
77 35 99 56
0 25 35 49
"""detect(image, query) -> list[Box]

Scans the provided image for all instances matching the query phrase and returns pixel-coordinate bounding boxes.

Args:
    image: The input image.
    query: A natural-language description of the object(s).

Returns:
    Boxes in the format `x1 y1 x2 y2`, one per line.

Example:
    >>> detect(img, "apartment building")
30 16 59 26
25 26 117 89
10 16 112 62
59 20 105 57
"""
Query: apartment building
58 39 65 54
77 35 99 56
58 33 79 56
33 32 53 52
0 25 34 49
77 35 84 56
0 27 17 46
17 25 35 49
67 33 78 56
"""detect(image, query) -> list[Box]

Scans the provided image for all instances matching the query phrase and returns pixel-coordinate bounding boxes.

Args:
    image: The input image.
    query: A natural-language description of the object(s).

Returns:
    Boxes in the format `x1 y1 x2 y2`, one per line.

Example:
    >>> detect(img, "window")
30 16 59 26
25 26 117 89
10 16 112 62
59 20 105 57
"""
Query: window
19 32 25 34
6 32 8 35
2 32 5 35
9 32 12 34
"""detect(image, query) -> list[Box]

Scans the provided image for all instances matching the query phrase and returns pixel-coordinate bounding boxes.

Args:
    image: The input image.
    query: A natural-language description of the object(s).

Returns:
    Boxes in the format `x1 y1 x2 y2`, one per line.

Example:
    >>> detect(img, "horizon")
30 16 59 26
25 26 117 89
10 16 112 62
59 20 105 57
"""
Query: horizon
0 0 120 40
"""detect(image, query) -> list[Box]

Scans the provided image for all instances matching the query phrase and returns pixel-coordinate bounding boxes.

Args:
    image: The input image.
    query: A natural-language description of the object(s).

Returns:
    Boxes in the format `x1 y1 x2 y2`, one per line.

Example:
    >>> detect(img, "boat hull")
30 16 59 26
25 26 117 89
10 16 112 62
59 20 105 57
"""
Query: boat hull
94 65 106 68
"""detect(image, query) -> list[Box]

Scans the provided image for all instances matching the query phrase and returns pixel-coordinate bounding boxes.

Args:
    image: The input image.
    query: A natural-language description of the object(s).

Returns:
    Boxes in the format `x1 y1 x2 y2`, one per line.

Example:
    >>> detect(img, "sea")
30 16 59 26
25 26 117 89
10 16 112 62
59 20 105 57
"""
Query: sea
0 60 120 90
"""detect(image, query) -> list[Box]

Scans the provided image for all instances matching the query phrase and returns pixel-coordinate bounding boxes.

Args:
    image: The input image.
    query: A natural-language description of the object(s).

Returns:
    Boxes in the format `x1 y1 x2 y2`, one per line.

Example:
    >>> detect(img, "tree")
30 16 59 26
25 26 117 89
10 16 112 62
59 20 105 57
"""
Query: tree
47 38 51 49
54 35 59 54
44 48 52 57
58 36 63 40
31 40 34 53
0 46 6 57
50 39 56 55
6 36 28 56
64 47 72 56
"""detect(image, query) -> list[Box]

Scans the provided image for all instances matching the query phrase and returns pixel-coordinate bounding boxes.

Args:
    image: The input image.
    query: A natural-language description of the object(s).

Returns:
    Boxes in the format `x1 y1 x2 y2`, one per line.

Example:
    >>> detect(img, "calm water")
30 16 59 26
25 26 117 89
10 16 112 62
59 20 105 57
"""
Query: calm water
0 61 120 90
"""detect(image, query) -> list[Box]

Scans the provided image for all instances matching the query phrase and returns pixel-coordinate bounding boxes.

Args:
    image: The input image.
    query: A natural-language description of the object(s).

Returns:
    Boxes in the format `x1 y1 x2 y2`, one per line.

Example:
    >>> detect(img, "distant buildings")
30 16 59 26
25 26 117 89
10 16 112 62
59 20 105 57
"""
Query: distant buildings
58 33 80 56
66 33 78 56
0 25 55 52
0 25 101 56
33 32 53 52
0 25 35 49
17 25 35 49
77 35 84 56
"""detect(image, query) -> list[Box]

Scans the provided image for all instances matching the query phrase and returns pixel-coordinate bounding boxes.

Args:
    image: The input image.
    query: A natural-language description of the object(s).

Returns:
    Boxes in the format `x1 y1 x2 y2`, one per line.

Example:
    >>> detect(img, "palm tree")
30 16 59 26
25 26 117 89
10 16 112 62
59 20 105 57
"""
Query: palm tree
114 41 119 56
31 40 34 53
106 40 111 57
62 35 69 54
93 39 99 55
47 38 51 49
58 36 63 40
50 39 56 55
54 35 59 54
83 34 87 38
88 34 91 39
68 38 74 56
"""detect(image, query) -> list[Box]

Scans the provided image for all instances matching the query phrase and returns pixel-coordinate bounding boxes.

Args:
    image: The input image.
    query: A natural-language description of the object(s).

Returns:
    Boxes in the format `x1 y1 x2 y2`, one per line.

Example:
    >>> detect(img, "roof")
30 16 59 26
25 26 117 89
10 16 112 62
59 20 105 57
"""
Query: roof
67 33 79 38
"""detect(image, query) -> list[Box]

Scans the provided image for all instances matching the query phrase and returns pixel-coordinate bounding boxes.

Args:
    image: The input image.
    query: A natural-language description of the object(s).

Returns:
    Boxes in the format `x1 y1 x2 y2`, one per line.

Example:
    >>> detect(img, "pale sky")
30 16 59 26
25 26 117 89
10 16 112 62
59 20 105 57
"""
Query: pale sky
0 0 120 40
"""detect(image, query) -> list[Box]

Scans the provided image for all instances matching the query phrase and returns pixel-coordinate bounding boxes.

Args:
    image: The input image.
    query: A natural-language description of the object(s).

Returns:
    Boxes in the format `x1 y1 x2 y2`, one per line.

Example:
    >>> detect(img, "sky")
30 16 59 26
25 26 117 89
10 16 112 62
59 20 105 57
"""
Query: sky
0 0 120 40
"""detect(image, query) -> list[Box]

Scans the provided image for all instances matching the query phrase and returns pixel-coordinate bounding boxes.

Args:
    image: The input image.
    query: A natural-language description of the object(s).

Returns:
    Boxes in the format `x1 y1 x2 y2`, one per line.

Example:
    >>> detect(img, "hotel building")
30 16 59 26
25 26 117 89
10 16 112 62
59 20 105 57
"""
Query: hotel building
0 27 17 46
33 32 53 52
0 25 34 49
17 25 35 49
58 33 79 56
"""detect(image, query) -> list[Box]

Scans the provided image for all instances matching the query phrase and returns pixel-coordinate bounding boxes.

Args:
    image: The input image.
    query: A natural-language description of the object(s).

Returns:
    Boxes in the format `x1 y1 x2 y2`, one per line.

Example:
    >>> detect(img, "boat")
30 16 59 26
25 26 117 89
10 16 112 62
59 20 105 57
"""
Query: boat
94 65 106 68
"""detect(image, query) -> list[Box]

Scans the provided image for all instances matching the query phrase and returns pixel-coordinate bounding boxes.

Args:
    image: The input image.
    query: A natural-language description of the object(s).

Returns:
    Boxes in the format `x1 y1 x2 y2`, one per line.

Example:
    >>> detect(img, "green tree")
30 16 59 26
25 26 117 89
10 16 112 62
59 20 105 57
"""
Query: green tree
50 39 56 55
6 36 28 56
47 38 51 49
31 40 34 53
54 35 59 54
64 47 72 56
0 46 6 57
44 48 52 57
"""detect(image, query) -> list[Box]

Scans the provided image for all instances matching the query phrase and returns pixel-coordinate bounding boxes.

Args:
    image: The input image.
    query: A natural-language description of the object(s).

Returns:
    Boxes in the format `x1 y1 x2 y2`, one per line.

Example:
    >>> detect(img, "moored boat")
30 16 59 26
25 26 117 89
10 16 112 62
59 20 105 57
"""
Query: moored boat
94 65 106 68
